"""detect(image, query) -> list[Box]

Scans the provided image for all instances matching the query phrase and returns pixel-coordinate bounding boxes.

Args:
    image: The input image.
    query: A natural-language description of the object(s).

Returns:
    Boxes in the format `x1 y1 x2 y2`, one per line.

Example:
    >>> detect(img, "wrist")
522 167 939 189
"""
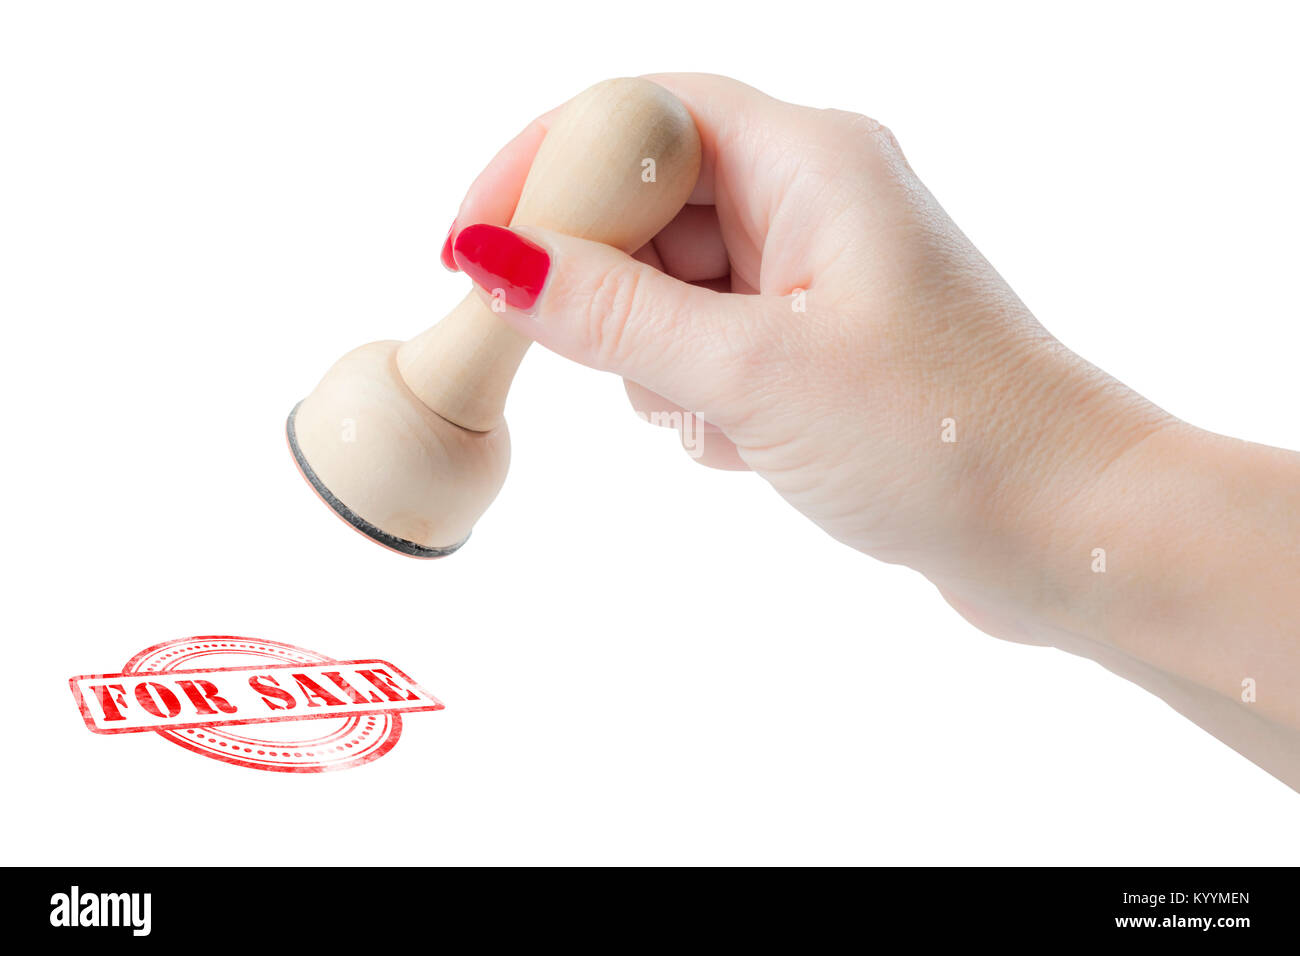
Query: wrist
946 401 1300 734
922 338 1178 645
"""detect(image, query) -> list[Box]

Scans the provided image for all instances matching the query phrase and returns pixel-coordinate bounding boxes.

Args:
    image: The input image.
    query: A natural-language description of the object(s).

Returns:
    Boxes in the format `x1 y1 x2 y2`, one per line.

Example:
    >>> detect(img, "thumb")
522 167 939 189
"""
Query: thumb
451 223 777 417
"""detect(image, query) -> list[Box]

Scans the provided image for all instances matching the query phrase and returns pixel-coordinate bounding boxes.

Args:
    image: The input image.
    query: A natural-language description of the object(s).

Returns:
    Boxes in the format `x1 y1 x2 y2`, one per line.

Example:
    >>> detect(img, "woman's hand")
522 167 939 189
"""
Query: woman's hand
443 74 1165 596
443 73 1300 789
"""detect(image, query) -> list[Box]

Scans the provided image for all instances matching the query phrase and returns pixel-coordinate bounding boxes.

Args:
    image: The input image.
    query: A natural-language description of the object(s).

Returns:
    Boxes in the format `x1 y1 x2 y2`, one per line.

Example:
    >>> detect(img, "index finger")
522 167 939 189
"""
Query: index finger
442 105 560 270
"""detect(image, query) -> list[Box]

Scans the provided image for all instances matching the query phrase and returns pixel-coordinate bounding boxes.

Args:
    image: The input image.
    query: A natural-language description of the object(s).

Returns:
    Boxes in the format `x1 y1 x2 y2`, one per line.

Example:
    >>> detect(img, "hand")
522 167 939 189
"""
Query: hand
443 73 1165 604
444 74 1300 788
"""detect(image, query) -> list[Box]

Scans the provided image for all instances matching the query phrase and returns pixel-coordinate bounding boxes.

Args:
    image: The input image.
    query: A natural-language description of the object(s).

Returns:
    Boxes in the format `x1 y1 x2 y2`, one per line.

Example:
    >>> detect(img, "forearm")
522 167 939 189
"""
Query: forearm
1049 425 1300 726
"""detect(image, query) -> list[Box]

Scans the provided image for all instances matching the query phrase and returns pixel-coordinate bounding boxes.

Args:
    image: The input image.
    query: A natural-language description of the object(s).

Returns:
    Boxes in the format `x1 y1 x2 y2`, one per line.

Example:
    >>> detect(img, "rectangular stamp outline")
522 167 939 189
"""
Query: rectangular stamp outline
69 659 444 735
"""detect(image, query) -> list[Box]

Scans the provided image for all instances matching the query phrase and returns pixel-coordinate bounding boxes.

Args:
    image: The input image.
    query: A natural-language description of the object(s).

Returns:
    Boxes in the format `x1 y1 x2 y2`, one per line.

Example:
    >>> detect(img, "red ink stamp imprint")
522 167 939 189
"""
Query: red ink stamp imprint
70 636 443 772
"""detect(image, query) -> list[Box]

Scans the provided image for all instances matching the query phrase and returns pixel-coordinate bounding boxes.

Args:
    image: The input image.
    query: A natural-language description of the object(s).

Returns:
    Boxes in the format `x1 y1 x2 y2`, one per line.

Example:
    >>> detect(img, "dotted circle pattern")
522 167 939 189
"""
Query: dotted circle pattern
124 636 402 773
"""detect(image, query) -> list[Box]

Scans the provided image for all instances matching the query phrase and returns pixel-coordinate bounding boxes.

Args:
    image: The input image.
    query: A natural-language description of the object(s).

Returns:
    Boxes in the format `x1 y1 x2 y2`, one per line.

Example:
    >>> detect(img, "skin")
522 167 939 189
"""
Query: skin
447 73 1300 791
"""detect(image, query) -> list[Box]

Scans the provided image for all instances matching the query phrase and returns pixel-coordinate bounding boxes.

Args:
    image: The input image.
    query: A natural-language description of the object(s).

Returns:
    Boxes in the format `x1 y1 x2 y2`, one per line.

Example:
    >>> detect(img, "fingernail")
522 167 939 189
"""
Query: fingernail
452 223 550 312
440 219 459 272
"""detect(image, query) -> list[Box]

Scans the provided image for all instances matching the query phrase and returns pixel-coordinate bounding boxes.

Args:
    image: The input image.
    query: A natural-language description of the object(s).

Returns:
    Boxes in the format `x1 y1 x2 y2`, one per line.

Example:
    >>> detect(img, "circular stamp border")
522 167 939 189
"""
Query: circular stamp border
123 636 404 774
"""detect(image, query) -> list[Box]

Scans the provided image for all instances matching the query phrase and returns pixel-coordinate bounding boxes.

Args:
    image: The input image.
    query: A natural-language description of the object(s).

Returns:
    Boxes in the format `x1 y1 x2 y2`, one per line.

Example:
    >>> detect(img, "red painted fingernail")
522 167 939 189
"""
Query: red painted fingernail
452 224 550 312
440 219 459 272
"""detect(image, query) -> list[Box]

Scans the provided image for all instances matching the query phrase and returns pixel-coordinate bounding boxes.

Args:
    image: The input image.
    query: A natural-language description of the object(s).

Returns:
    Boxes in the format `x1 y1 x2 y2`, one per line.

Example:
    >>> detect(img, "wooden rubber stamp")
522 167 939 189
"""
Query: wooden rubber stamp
287 78 701 556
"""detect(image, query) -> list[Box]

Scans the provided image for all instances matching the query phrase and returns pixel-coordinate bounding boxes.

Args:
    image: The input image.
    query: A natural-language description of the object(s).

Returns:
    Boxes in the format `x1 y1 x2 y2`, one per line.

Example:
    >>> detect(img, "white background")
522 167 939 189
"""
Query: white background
2 1 1297 865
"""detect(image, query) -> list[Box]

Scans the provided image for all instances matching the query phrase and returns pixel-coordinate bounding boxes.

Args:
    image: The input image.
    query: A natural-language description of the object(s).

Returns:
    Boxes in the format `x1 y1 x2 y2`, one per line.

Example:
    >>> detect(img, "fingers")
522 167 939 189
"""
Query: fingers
638 73 791 207
451 223 780 422
624 380 751 471
639 73 871 287
441 108 560 271
442 74 803 276
651 204 729 283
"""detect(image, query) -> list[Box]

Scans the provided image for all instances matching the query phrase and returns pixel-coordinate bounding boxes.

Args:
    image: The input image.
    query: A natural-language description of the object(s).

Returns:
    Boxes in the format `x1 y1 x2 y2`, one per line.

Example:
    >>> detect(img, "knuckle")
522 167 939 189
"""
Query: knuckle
716 321 771 390
822 109 903 159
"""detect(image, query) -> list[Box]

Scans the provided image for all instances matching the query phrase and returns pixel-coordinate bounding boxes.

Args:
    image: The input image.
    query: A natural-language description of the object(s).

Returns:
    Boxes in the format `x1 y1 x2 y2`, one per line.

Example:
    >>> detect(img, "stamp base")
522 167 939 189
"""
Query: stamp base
286 401 468 559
